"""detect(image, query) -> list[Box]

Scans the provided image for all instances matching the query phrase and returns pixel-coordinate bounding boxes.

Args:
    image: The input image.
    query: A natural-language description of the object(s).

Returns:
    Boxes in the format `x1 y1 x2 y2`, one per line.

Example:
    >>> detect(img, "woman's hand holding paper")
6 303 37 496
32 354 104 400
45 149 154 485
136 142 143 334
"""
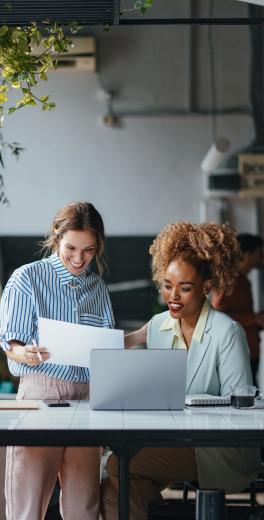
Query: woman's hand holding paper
6 340 50 366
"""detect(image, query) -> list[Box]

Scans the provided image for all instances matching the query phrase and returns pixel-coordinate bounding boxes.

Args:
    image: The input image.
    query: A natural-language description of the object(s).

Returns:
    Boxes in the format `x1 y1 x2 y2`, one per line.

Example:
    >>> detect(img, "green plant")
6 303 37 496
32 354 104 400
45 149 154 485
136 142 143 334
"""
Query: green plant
0 1 153 116
120 0 153 16
0 131 24 204
101 0 153 32
0 8 83 123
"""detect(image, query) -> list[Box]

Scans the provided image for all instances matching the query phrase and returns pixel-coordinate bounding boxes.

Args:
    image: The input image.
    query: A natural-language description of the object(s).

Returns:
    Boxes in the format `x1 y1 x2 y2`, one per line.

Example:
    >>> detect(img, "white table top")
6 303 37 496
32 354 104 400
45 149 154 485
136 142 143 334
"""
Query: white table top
0 401 264 432
0 401 263 449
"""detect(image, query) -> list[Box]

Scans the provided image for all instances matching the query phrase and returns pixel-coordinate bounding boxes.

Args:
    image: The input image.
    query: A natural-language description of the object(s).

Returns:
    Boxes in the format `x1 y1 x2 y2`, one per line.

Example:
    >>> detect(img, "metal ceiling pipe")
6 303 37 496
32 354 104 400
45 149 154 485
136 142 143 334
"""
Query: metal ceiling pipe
119 18 264 26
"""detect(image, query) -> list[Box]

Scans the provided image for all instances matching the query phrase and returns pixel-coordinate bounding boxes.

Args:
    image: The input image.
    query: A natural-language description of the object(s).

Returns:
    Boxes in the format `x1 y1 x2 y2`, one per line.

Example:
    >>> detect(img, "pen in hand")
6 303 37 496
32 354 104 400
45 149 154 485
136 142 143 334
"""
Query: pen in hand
32 339 42 362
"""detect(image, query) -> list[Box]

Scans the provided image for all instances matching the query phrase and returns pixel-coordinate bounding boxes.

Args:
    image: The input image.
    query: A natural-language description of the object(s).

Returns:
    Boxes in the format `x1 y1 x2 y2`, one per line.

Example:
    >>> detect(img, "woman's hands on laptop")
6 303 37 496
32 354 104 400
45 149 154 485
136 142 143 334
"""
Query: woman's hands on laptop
124 321 150 349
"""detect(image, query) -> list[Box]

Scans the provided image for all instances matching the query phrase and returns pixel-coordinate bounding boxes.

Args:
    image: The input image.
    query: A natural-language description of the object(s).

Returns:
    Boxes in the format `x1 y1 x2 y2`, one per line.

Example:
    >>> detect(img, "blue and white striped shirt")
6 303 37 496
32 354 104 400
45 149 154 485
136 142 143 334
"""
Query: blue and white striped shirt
0 252 114 382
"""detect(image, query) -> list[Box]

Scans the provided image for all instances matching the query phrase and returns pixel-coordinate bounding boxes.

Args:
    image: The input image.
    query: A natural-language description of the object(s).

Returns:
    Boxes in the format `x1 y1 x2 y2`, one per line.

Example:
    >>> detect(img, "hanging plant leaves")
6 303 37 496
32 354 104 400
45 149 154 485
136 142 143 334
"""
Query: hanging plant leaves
0 26 8 38
42 54 53 68
40 95 50 103
0 131 25 205
120 0 153 18
0 1 152 123
0 15 83 123
39 71 48 81
28 72 36 87
32 30 41 46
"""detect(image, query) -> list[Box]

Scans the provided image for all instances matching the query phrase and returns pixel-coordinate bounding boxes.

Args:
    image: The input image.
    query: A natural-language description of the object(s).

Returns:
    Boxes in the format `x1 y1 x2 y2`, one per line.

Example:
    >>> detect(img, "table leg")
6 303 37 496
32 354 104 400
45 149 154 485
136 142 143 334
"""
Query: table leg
119 449 130 520
108 442 141 520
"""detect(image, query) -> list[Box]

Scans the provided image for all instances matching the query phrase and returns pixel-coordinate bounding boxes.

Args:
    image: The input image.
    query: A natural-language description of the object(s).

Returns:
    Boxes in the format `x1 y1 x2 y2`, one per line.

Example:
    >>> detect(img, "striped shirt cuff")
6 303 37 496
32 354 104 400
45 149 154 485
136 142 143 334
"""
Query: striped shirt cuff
0 332 32 349
0 341 12 352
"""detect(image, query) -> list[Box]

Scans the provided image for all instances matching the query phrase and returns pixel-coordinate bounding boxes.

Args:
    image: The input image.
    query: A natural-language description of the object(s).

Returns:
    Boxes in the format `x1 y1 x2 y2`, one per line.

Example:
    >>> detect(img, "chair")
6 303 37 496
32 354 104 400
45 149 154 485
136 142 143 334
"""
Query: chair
147 473 264 520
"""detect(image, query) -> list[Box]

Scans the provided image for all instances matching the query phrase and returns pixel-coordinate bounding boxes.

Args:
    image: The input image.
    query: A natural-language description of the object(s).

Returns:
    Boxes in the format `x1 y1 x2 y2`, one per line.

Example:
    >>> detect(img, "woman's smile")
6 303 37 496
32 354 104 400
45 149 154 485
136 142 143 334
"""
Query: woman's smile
168 301 184 313
59 229 97 276
163 260 210 324
69 259 85 270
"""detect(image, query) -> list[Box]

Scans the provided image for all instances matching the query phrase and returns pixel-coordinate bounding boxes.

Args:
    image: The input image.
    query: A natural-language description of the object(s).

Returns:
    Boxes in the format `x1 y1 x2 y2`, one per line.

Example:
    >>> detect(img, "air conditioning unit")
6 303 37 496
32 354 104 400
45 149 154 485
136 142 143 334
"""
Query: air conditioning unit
0 1 120 26
32 37 96 72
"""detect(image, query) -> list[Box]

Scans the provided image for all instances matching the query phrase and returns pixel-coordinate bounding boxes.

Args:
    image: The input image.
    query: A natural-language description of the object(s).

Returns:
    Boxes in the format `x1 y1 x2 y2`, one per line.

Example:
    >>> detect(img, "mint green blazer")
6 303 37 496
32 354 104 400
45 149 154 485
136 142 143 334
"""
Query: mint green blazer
146 304 261 493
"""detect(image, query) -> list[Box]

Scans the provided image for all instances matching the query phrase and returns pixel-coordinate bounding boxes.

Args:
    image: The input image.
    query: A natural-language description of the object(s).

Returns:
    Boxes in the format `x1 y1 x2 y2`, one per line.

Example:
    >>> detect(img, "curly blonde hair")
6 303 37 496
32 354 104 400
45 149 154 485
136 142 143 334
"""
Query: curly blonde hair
150 221 242 295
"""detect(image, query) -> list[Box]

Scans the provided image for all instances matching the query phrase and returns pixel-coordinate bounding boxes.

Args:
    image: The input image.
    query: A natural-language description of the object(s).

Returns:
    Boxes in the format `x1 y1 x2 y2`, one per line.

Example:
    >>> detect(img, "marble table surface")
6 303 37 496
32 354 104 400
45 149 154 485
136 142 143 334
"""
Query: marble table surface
0 400 264 431
0 401 262 448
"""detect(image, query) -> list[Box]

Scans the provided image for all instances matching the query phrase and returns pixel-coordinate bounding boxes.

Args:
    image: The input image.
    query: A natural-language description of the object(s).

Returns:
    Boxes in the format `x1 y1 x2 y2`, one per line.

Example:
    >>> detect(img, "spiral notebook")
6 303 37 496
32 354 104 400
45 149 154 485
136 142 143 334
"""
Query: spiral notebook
185 394 230 406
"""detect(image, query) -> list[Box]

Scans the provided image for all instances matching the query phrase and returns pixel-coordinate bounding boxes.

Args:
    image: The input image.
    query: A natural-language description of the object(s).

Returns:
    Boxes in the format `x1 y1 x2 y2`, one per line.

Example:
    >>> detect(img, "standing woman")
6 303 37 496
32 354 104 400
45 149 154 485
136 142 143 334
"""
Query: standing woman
101 221 261 520
0 202 114 520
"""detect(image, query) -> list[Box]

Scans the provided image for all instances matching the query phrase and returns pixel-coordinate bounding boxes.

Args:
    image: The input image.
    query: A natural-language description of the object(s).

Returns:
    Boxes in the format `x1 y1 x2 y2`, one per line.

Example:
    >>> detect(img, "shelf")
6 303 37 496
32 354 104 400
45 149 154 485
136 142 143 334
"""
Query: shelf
241 174 264 180
239 188 264 198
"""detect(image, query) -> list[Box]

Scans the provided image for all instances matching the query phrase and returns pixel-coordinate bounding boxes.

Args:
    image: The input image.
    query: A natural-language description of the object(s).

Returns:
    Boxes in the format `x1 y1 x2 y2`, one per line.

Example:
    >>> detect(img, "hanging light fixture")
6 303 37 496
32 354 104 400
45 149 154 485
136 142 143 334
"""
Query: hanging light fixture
200 0 230 173
201 138 230 172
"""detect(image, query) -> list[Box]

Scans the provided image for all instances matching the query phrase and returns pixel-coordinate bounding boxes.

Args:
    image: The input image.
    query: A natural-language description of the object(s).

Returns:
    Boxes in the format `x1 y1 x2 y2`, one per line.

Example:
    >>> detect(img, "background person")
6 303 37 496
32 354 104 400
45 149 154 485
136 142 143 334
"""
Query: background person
212 233 264 386
101 221 261 520
0 202 114 520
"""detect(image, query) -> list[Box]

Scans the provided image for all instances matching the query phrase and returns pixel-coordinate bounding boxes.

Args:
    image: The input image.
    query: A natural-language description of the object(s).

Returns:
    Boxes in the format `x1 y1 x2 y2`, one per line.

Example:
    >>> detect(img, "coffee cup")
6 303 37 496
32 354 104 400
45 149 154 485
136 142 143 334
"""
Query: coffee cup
230 385 262 409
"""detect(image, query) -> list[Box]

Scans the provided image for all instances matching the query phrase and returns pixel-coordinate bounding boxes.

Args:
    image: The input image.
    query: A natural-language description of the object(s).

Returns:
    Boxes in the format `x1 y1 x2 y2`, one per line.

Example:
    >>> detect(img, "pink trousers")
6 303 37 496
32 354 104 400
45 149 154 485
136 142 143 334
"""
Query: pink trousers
5 373 102 520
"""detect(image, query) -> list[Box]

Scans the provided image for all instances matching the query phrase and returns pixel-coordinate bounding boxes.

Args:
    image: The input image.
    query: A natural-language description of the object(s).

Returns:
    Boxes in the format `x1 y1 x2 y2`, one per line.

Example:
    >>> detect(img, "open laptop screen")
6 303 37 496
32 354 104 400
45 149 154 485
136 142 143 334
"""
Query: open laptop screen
90 349 187 410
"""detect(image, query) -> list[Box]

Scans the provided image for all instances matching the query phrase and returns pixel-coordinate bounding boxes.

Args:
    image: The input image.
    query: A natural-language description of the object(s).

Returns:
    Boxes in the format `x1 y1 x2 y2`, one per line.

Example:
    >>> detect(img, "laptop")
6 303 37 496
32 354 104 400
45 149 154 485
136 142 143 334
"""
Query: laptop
90 349 187 410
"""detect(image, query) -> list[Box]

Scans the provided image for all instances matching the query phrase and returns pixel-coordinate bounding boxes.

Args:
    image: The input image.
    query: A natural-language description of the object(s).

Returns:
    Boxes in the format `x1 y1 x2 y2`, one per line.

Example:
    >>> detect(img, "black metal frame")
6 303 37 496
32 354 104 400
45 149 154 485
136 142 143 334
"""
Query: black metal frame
0 428 263 447
1 428 264 520
119 18 264 26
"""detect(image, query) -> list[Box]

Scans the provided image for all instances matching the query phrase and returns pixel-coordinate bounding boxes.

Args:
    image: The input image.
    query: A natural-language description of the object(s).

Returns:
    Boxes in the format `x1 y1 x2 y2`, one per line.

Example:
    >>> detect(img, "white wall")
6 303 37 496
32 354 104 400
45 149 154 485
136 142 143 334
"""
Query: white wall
0 0 252 236
0 72 253 236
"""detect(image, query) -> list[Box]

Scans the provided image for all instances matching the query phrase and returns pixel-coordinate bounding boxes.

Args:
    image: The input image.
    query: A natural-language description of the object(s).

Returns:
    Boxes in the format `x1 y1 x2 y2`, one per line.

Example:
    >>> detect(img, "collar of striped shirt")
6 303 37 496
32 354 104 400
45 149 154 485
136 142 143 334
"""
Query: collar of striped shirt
49 252 89 288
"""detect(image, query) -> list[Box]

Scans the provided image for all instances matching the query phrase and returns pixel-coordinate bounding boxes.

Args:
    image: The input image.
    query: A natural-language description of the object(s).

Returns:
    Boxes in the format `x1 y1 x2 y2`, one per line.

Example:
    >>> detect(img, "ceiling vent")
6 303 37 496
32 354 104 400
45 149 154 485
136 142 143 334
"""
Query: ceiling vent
32 37 96 72
0 1 120 26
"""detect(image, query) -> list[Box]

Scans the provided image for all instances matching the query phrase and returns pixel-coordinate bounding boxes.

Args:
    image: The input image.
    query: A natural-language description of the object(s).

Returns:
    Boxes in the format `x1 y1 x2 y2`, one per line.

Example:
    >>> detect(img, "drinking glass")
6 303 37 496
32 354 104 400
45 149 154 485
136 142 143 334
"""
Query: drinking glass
230 385 262 409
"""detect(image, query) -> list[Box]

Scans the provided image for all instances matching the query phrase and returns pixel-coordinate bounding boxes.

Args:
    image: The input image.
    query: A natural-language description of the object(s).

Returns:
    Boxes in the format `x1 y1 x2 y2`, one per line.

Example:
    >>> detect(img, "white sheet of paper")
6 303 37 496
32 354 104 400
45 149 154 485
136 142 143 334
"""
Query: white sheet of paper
38 317 124 368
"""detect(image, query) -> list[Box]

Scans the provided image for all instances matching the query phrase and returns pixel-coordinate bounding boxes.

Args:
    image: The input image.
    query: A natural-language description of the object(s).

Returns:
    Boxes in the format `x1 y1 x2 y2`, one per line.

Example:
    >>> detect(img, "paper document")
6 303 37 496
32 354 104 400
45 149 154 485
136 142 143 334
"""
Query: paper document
38 317 124 368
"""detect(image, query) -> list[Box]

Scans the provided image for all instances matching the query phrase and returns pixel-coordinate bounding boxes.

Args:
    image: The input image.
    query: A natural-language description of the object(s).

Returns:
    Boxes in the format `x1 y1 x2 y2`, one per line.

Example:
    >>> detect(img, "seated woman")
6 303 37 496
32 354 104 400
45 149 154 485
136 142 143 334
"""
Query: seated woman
100 220 261 520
